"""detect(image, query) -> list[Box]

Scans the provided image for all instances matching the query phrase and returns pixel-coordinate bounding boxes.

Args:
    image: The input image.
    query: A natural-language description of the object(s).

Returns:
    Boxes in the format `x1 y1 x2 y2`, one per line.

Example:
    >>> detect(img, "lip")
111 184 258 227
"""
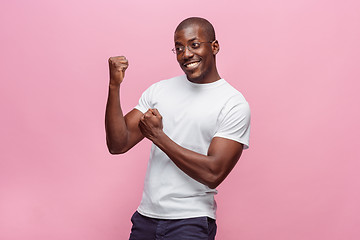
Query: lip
183 60 201 70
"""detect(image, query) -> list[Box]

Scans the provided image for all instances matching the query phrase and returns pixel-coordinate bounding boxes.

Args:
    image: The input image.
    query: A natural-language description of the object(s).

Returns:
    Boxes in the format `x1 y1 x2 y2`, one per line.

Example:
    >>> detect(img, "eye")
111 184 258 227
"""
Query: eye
191 42 201 49
175 46 184 53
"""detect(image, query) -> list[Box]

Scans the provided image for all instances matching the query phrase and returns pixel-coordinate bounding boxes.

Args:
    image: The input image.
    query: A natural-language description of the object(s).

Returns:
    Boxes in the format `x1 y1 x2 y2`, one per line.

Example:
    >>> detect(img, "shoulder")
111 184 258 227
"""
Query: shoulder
220 80 249 106
146 75 186 90
157 75 187 87
139 75 187 102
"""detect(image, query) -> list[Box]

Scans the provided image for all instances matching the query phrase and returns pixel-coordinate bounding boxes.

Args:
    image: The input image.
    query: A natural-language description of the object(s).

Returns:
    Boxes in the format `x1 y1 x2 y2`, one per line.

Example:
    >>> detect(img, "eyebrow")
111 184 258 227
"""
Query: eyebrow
187 37 198 42
175 37 200 45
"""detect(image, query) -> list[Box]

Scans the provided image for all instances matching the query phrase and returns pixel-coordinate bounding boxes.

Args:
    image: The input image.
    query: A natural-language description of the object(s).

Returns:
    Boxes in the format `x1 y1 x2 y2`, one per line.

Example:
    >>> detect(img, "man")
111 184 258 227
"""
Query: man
105 17 250 240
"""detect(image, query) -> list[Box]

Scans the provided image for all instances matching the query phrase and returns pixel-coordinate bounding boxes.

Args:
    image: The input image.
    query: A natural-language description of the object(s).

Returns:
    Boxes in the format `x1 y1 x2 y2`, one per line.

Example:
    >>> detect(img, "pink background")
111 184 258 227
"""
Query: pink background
1 0 360 239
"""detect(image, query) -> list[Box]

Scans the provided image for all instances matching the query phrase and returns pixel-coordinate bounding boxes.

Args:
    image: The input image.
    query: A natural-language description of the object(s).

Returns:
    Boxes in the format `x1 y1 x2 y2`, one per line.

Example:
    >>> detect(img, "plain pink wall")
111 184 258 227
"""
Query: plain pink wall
1 0 360 239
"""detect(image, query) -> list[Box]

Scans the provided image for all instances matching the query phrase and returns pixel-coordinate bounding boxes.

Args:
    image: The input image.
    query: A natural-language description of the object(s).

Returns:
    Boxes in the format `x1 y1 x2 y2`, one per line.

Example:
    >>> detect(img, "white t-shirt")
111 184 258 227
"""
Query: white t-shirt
135 75 251 219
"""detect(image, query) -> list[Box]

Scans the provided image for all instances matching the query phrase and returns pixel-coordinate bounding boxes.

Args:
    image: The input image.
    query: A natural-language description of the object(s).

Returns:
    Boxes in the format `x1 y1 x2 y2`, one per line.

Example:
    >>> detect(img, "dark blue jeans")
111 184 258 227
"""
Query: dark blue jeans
129 211 217 240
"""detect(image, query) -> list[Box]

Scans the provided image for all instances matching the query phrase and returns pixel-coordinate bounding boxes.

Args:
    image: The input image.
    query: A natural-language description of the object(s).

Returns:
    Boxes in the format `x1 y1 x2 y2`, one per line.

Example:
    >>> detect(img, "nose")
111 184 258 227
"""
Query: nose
183 46 194 59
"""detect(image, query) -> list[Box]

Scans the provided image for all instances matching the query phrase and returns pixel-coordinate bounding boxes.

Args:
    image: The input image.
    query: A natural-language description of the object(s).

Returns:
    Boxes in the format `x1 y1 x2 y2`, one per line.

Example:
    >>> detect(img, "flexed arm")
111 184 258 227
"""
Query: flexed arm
105 56 144 154
139 109 244 189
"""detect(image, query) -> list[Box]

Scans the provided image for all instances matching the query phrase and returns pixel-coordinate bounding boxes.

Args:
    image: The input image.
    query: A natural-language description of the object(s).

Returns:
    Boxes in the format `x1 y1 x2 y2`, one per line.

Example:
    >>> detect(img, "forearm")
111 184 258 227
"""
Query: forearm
105 84 128 154
139 109 243 188
152 132 223 189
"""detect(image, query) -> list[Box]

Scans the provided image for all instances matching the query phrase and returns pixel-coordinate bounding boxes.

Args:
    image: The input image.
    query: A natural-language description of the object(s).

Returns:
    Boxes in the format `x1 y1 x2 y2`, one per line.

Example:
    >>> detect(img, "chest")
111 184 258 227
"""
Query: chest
152 88 225 142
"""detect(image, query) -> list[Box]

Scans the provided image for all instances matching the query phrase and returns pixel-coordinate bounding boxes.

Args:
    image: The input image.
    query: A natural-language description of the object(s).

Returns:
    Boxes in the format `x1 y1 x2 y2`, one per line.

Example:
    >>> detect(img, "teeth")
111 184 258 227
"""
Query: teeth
186 62 199 68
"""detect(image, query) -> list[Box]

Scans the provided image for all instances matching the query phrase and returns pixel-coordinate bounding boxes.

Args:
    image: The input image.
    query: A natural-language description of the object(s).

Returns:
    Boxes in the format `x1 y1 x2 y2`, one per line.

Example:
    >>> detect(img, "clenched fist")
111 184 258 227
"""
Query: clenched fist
108 56 128 86
139 109 164 142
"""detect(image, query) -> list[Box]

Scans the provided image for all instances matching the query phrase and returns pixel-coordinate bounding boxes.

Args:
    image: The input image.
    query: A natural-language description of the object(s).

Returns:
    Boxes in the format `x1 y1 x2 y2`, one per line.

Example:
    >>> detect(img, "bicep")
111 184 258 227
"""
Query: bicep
122 108 144 152
207 137 244 178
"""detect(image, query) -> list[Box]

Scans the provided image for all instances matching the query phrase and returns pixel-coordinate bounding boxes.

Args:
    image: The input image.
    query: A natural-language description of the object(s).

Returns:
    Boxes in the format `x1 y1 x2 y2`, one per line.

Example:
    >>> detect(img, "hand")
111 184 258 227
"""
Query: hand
108 56 128 86
139 109 164 142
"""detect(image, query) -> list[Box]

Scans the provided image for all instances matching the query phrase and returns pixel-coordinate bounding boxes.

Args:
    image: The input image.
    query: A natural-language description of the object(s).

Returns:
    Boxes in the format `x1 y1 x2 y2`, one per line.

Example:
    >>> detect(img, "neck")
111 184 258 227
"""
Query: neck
188 68 221 84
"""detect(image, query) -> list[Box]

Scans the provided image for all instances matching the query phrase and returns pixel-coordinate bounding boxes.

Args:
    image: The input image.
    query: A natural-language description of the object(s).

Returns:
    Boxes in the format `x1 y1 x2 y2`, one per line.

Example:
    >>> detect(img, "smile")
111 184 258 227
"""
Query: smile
184 61 200 69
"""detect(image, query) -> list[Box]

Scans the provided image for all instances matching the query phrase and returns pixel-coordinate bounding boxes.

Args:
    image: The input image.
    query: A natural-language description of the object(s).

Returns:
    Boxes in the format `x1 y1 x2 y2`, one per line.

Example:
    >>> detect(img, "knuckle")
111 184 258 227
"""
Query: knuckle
109 56 127 63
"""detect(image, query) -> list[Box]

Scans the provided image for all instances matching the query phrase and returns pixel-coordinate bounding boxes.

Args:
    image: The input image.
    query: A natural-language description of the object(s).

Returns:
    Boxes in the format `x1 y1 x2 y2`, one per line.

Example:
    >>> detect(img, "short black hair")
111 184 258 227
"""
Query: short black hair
175 17 216 41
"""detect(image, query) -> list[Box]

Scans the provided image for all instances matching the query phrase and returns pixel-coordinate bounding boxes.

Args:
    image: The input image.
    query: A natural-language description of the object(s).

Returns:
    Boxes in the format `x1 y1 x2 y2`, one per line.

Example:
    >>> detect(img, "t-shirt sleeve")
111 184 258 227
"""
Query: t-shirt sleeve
214 97 251 149
134 83 155 113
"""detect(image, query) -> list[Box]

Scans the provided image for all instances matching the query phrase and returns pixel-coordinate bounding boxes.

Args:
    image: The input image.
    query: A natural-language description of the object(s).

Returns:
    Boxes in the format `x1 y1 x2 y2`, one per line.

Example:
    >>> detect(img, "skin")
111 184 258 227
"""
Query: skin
105 21 244 189
174 23 220 83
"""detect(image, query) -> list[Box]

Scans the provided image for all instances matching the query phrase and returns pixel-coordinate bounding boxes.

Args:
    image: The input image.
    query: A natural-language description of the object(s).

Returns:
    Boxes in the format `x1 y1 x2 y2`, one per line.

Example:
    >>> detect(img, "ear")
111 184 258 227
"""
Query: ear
212 40 220 55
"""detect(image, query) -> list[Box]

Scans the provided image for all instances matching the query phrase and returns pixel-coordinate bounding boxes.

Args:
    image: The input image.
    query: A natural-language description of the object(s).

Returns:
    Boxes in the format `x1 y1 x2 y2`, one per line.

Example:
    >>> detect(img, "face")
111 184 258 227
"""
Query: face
174 24 219 83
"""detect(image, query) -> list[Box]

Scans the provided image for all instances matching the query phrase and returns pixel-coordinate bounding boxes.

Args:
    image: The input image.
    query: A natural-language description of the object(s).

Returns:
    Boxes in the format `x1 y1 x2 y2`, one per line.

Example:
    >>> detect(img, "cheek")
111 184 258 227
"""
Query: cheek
176 56 183 64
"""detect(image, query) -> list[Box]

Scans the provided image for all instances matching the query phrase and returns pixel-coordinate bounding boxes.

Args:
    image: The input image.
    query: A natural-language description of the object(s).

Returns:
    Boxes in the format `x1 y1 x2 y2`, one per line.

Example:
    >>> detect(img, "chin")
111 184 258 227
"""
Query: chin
186 74 203 82
184 69 205 81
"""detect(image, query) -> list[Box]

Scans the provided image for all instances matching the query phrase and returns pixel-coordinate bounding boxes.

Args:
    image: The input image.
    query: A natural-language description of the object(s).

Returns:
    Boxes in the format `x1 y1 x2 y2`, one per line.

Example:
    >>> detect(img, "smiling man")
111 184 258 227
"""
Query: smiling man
105 17 251 240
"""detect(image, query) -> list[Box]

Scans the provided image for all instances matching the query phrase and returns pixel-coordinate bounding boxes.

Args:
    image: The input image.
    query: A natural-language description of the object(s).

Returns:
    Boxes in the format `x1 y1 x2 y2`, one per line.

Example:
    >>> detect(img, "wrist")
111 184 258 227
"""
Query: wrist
151 129 167 146
109 82 121 90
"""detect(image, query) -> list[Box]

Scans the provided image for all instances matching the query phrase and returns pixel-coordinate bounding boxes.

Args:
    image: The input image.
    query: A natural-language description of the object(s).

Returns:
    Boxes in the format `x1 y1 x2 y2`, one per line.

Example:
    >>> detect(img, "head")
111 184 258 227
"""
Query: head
174 17 220 83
